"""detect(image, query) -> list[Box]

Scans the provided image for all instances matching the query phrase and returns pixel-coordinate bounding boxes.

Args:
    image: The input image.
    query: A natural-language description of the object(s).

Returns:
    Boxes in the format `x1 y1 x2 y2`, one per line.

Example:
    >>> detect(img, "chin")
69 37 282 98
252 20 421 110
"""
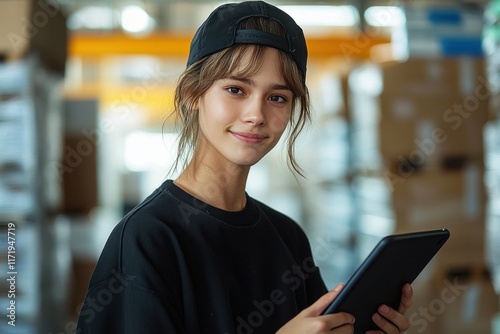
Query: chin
231 156 264 167
226 148 270 167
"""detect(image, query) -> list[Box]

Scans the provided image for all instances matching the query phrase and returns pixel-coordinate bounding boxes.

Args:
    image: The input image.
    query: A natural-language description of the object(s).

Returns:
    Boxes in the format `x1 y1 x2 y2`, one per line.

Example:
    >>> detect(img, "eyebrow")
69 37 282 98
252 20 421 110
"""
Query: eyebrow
227 76 292 92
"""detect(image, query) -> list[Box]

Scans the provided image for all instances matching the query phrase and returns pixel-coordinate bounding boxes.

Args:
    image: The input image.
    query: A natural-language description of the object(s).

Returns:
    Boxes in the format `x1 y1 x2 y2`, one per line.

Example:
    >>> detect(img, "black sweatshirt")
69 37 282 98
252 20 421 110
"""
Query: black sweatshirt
76 180 328 334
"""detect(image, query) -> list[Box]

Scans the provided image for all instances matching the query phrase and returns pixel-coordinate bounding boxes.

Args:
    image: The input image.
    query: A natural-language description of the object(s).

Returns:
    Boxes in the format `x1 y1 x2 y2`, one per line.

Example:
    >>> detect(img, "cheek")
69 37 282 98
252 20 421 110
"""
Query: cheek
269 110 292 134
198 99 234 133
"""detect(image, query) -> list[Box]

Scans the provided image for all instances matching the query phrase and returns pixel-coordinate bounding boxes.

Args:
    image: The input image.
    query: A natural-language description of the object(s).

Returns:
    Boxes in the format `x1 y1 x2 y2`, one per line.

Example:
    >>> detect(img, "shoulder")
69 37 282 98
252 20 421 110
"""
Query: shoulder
119 181 197 242
90 185 186 287
251 197 311 247
253 198 304 230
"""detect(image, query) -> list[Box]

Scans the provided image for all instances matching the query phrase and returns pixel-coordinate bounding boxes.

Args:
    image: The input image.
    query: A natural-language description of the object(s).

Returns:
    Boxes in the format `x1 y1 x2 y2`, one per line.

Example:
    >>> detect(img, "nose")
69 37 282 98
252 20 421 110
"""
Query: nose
242 96 266 126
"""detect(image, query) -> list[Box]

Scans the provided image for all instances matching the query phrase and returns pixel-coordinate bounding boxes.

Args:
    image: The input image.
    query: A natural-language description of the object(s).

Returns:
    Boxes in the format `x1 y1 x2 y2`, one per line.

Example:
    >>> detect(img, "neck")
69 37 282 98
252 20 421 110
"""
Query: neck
174 157 250 212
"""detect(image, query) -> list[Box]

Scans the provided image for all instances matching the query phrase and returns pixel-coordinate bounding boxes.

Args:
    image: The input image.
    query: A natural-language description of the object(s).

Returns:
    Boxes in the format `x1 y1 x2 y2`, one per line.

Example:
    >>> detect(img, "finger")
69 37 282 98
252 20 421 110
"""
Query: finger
331 322 355 334
320 312 356 330
371 312 397 334
304 283 345 317
373 305 410 333
398 284 413 314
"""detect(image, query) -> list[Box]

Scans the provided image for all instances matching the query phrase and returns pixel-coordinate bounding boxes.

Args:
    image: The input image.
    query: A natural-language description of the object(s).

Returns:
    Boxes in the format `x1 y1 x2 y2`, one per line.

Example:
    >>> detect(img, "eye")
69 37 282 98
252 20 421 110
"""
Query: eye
226 87 244 95
269 95 287 103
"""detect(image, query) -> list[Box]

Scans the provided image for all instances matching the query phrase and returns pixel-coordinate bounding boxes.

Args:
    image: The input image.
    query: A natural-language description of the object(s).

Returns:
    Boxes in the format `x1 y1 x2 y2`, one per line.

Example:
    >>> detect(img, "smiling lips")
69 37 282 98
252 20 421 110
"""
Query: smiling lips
230 131 268 144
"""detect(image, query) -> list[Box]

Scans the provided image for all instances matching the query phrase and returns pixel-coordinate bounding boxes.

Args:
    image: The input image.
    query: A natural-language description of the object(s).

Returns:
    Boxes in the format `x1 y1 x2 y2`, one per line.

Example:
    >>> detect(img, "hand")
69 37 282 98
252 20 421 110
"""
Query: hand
276 284 355 334
366 283 413 334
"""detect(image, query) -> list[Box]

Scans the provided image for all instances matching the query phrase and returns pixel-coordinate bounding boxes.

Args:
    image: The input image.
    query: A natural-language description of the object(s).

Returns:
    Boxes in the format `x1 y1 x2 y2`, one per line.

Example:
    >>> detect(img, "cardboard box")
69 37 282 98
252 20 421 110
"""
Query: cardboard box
348 58 490 166
29 0 68 75
390 162 487 269
379 58 489 114
61 99 99 214
0 0 31 60
69 257 96 320
374 58 489 163
61 134 98 214
0 0 67 74
408 277 499 334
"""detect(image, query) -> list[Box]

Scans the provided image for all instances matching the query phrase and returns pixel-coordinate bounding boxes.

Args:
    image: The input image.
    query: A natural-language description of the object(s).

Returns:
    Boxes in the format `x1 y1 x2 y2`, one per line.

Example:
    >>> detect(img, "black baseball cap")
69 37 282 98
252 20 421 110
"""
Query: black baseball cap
187 1 308 82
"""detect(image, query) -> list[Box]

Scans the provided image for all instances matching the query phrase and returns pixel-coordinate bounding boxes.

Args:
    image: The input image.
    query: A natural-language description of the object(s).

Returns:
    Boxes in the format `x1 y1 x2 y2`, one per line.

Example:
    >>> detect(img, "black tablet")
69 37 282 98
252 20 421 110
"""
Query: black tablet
321 229 450 333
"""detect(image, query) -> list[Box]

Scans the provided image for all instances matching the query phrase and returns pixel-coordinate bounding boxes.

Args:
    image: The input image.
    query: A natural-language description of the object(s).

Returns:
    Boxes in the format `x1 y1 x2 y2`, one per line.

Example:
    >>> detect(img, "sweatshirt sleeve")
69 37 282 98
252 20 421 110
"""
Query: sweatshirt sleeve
76 207 196 334
76 275 188 334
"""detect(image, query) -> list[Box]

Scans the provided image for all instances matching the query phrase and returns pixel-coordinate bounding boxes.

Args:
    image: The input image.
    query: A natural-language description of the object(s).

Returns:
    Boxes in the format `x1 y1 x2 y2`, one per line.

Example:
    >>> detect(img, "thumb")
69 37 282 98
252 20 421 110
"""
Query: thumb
303 283 345 317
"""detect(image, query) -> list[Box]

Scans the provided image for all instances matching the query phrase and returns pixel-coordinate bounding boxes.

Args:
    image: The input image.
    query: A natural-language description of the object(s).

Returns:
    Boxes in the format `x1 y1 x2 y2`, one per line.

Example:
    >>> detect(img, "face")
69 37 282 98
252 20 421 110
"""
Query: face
195 47 293 169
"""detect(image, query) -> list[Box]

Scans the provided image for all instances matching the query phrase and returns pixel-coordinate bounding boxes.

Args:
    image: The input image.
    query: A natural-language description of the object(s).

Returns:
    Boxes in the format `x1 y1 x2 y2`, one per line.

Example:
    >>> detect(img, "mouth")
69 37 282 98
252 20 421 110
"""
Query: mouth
229 131 268 144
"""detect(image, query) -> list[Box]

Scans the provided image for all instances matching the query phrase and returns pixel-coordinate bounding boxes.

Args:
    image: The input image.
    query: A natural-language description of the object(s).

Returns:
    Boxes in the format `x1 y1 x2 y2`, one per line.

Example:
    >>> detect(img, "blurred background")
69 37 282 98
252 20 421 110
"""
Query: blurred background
0 0 500 333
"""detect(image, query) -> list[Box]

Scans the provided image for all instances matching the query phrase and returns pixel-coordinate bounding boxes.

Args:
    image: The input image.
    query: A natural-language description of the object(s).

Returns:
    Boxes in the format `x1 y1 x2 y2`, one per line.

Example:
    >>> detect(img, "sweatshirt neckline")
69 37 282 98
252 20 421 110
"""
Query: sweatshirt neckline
163 179 259 226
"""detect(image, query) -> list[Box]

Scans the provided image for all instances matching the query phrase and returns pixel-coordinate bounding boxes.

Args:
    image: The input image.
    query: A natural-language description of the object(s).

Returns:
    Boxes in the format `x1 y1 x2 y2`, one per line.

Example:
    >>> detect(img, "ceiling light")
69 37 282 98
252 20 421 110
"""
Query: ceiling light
278 6 359 27
364 6 405 27
121 5 154 34
67 6 119 30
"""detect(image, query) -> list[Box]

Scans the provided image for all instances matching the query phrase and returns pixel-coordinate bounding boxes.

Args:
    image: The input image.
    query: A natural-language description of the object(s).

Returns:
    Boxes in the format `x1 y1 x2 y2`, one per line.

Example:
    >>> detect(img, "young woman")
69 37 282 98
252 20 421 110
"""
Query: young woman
76 1 412 333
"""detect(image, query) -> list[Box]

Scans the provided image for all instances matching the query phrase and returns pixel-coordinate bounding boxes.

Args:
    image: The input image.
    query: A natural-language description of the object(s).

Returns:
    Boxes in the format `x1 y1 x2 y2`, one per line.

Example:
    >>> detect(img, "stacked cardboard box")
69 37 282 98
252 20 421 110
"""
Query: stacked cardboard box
342 2 500 332
379 58 488 167
483 2 500 332
61 99 99 214
0 0 67 74
347 57 490 263
347 55 498 333
483 4 500 334
484 0 500 288
374 58 489 273
0 1 69 332
409 273 499 334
